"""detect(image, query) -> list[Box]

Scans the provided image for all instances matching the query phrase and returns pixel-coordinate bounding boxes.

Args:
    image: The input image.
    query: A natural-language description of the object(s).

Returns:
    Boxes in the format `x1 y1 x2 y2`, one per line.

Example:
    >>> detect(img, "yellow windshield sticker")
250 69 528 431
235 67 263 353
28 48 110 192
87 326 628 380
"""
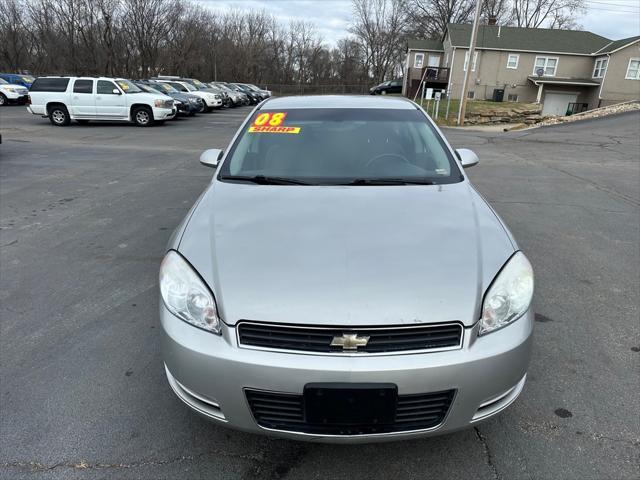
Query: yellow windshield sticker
249 112 299 133
249 125 301 134
252 112 287 127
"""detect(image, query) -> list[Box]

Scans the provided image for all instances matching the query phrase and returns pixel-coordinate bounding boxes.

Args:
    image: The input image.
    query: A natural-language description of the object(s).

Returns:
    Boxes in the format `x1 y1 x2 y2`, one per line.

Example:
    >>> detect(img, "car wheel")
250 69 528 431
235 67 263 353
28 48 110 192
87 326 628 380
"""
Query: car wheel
133 106 153 127
49 105 70 126
76 120 89 125
0 94 6 106
381 90 387 95
197 103 206 113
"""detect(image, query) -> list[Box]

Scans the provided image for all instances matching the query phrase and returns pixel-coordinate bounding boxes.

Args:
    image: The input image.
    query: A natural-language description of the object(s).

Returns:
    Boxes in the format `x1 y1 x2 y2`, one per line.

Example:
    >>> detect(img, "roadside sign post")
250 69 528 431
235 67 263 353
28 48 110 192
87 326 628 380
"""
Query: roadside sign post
434 91 441 120
445 88 452 120
424 87 433 113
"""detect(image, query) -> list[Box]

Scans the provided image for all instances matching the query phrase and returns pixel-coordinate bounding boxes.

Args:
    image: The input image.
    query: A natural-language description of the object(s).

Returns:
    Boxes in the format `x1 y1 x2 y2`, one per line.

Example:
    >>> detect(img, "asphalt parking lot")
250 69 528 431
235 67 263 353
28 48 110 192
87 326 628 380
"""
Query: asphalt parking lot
1 105 638 480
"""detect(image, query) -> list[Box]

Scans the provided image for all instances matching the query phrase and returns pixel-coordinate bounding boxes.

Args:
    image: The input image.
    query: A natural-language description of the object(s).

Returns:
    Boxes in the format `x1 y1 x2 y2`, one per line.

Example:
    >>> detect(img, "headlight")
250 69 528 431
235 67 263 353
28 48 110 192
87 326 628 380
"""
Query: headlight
159 250 221 334
479 252 534 335
7 88 17 93
154 99 166 108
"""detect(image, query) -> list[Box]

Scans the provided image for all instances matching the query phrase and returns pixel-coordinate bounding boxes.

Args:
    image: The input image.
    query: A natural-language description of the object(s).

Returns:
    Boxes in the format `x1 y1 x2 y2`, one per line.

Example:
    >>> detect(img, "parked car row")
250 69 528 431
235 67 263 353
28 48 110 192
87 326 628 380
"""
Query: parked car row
1 72 271 127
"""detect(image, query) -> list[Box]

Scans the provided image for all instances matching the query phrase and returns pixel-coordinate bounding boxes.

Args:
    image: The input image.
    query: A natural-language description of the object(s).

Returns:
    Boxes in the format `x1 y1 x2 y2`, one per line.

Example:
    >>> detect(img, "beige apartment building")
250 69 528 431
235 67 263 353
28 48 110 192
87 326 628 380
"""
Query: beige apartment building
404 24 640 116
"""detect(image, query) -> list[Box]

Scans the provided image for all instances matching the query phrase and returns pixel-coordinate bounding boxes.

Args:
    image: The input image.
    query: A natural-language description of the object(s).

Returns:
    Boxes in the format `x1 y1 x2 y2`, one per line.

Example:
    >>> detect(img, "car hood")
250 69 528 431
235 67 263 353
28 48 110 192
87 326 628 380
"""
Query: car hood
170 92 190 102
177 181 516 327
1 83 27 91
130 91 172 102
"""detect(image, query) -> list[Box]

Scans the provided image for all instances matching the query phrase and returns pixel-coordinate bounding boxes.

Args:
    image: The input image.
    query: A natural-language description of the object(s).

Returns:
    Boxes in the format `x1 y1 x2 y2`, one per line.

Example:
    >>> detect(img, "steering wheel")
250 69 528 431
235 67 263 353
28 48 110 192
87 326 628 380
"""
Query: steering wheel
365 153 410 168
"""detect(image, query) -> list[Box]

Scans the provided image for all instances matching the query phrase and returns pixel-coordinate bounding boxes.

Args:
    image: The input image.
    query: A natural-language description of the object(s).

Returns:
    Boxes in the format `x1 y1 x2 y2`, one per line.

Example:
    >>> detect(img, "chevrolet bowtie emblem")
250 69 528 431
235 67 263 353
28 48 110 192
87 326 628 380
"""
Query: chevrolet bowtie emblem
330 333 370 351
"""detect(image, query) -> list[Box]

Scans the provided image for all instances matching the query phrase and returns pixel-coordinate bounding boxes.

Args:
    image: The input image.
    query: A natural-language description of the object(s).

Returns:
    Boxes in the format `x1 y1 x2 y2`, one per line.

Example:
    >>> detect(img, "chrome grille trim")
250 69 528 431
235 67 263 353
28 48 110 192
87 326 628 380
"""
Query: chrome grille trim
236 321 464 356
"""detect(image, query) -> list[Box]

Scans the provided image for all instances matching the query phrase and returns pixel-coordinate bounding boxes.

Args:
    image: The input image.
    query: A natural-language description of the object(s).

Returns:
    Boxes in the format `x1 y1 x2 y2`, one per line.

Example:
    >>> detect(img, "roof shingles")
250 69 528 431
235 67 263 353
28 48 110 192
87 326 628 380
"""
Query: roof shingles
407 39 444 51
447 23 611 55
594 35 640 54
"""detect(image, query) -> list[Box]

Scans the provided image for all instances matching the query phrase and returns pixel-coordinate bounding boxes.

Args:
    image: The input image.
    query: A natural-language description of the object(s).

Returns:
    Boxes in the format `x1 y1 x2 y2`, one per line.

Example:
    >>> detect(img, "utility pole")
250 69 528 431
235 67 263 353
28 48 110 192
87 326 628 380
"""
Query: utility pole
457 0 483 125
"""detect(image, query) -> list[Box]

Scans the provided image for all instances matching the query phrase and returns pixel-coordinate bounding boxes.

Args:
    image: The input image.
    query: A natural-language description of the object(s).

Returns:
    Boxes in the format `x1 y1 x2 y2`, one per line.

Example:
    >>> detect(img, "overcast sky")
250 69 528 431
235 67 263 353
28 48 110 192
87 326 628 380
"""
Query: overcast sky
198 0 640 46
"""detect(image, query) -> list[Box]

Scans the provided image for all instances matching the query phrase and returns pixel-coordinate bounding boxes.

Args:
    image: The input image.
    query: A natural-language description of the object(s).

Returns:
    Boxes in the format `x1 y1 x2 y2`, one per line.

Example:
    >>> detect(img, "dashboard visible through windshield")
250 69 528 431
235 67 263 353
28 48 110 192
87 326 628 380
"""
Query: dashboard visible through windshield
218 108 463 185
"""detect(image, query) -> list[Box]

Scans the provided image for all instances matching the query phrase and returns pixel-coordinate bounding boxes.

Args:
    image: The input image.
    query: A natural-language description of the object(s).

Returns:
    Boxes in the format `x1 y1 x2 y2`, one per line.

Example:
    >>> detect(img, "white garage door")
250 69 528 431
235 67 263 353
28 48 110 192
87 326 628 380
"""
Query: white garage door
542 92 578 116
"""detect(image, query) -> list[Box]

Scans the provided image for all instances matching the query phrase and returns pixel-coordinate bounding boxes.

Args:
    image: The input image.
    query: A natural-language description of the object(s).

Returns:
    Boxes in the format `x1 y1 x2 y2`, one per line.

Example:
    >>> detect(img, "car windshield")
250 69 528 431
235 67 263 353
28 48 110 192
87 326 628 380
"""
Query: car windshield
174 82 195 92
154 83 178 93
116 79 142 93
219 108 462 185
189 79 207 88
0 78 8 84
22 75 35 83
137 84 162 95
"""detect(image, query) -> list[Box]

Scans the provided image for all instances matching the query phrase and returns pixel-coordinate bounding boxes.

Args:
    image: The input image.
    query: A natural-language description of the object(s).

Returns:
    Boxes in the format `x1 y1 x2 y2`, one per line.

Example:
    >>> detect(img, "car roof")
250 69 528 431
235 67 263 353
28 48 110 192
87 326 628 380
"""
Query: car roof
261 95 417 110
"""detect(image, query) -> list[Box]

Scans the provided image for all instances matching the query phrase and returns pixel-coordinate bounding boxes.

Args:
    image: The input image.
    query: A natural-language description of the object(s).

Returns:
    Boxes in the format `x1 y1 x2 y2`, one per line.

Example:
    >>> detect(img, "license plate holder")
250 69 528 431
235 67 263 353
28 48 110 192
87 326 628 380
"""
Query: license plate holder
304 383 397 425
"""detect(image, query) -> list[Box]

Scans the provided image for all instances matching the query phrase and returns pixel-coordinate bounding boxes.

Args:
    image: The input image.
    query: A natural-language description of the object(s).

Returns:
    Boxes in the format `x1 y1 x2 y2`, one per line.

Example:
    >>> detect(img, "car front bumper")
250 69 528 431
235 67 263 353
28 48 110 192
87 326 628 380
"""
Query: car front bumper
161 307 533 443
3 92 28 103
153 107 175 120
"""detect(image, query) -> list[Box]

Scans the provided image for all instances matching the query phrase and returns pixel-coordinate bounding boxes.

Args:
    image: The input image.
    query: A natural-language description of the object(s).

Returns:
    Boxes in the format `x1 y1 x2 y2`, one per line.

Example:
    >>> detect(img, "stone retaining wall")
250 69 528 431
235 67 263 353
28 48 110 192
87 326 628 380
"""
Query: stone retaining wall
464 106 546 125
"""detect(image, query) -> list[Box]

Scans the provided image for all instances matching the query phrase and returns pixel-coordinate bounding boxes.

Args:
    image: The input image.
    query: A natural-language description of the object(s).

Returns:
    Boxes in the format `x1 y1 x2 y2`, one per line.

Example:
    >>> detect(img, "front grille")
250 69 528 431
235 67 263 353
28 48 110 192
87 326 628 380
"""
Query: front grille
237 322 463 354
245 388 455 435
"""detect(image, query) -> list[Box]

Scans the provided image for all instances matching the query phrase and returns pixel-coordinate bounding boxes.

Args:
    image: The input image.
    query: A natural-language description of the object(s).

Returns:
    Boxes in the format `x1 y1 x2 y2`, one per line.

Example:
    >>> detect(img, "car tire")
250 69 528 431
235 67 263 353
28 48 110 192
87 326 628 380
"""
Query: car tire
133 106 153 127
48 105 71 126
76 120 89 125
381 90 387 95
0 94 7 106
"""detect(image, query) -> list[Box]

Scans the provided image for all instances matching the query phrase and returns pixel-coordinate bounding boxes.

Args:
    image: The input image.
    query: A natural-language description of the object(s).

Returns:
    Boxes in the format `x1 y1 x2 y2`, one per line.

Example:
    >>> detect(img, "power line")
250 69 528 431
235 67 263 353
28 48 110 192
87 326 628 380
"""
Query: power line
586 6 640 12
585 1 640 8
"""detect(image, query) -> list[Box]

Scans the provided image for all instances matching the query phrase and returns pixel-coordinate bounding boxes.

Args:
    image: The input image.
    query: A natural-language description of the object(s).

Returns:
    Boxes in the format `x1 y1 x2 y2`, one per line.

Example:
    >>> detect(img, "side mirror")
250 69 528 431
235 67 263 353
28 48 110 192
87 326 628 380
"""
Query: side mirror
455 148 479 168
112 88 121 95
200 149 223 168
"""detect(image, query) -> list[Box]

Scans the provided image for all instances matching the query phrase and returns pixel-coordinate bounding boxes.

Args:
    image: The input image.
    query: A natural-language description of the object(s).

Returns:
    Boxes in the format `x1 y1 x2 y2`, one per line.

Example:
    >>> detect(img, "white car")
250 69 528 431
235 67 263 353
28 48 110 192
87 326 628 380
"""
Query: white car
0 78 29 106
154 79 222 112
27 76 176 126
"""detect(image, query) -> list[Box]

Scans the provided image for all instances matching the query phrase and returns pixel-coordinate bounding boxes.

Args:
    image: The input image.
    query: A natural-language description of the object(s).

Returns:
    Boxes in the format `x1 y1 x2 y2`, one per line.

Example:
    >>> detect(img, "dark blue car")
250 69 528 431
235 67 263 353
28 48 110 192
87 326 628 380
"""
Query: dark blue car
0 73 35 88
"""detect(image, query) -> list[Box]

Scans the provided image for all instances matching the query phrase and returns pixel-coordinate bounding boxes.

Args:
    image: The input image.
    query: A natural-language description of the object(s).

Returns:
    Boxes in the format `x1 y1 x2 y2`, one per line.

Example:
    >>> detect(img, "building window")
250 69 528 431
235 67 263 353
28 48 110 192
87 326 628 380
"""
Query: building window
625 58 640 80
507 93 519 102
533 56 558 76
445 52 449 67
506 54 519 69
467 91 475 99
414 53 424 68
464 51 478 71
593 58 608 78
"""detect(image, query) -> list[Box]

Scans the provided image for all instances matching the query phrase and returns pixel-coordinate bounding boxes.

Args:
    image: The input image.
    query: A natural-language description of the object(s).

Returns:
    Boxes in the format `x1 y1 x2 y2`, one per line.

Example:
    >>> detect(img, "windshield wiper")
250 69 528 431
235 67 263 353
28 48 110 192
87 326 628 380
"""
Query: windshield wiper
218 175 312 185
343 178 436 186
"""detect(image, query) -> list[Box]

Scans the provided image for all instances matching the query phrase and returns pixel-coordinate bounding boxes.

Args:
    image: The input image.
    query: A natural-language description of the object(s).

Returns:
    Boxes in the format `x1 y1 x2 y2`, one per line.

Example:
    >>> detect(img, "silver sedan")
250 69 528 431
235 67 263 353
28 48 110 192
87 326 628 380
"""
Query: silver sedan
159 95 534 443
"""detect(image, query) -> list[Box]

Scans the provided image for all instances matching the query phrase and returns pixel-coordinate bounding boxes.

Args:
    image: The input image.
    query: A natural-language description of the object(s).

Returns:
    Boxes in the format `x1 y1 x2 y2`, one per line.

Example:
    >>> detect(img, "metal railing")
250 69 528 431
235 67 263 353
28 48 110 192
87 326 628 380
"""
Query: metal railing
263 84 373 96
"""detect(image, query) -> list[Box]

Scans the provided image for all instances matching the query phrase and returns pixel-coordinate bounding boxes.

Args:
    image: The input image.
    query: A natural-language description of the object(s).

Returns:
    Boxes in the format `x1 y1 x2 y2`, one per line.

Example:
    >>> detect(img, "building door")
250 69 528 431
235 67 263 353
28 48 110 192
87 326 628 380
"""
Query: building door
542 92 578 116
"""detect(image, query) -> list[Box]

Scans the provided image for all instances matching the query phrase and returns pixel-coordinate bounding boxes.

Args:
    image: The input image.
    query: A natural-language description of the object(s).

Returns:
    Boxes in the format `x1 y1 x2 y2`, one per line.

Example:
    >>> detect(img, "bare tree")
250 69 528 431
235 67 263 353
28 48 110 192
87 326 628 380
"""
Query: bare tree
350 0 407 83
512 0 585 28
0 0 30 71
121 0 184 76
483 0 513 25
404 0 475 38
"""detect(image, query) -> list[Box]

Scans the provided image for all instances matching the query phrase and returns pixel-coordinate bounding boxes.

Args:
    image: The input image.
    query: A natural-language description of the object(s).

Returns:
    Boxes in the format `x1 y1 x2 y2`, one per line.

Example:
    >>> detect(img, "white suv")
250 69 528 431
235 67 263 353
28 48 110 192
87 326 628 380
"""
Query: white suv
27 76 176 126
0 78 29 106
